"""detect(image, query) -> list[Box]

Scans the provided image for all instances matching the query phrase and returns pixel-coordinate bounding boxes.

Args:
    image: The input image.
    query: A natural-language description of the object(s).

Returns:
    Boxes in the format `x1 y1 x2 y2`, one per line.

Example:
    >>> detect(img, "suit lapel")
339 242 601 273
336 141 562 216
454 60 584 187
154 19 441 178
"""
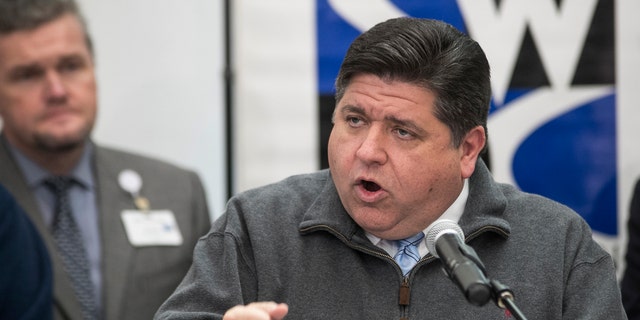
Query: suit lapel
0 139 84 319
93 146 135 320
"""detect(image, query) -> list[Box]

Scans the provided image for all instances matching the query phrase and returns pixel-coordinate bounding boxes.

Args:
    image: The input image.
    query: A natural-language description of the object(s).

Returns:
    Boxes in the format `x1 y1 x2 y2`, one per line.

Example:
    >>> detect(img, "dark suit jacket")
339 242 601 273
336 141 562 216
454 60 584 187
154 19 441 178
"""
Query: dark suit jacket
0 183 52 320
0 140 211 320
622 179 640 319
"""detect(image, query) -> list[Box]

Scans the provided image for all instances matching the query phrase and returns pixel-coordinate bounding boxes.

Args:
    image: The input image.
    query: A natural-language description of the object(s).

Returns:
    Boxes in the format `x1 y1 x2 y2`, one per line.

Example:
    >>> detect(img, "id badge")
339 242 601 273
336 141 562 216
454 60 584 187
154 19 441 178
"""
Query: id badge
121 210 183 247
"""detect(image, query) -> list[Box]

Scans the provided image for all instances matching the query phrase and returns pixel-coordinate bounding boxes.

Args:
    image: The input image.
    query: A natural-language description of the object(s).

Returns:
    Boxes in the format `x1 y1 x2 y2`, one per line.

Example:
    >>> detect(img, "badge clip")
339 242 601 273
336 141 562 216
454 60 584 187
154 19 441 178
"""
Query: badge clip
118 169 150 211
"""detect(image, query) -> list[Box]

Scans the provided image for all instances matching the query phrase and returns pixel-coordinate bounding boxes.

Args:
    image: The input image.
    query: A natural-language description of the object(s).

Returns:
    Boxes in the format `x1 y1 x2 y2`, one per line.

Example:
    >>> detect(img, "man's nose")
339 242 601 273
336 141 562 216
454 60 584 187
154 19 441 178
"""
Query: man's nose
355 128 388 165
43 72 68 102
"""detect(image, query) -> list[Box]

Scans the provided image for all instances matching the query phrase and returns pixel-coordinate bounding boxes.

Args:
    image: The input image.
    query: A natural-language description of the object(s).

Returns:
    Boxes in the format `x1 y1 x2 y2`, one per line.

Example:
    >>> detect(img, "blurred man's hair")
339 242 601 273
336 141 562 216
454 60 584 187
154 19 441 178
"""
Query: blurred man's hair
0 0 93 54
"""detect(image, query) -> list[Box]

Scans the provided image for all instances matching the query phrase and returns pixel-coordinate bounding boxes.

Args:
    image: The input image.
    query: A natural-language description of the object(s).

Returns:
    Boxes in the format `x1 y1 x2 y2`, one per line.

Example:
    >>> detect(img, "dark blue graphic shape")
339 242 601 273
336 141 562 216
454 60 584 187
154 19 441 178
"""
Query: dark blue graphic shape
513 93 617 235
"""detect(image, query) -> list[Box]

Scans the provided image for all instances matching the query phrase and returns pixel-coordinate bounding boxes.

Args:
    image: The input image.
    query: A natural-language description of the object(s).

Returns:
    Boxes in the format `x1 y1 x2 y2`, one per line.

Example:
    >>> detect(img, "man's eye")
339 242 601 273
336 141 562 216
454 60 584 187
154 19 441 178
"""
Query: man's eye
58 56 88 74
394 128 414 139
59 61 81 73
346 116 362 126
10 68 43 82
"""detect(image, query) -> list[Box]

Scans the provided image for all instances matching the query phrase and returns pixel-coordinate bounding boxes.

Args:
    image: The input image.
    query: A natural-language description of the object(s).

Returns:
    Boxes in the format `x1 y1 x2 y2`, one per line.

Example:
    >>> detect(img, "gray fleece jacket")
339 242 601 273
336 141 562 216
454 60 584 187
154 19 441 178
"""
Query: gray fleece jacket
156 160 626 319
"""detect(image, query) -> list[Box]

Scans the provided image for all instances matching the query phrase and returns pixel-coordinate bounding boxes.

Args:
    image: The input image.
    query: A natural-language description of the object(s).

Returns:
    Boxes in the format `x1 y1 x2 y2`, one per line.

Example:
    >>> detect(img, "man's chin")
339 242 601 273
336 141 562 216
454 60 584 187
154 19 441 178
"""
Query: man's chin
35 135 86 153
349 208 397 231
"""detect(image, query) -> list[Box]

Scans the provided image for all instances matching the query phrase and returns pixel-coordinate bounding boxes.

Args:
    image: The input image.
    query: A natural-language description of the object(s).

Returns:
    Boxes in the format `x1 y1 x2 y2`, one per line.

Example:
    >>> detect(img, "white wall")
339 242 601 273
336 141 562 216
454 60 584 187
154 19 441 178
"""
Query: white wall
77 0 227 219
78 0 316 218
232 0 318 193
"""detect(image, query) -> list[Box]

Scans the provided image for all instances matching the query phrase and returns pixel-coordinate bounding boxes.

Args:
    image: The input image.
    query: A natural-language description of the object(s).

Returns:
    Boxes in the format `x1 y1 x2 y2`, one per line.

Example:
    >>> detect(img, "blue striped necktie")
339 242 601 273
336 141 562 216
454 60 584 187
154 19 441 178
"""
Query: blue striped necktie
394 232 425 276
44 176 98 319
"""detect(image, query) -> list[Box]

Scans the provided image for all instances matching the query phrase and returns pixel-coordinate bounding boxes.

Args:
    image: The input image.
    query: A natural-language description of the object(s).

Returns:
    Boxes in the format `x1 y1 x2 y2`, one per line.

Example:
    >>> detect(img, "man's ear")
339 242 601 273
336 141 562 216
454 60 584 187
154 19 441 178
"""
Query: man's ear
460 126 486 179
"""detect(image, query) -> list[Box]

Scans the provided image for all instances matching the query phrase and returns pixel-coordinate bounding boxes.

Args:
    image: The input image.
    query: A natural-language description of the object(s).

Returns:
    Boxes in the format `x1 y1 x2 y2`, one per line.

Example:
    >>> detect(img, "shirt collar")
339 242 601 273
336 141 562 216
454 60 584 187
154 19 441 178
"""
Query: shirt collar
6 139 95 190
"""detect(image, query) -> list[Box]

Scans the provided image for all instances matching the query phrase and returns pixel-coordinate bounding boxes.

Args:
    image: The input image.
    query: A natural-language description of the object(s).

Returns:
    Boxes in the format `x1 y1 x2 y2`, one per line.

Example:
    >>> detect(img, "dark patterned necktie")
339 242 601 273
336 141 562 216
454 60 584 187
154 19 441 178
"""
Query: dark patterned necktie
44 176 98 319
394 232 425 276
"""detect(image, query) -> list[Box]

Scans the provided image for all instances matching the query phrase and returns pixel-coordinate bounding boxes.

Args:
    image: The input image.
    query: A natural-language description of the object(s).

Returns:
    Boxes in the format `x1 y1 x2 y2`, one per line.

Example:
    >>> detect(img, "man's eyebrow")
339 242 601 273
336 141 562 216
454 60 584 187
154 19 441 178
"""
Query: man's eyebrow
333 104 364 122
339 104 366 116
59 53 88 63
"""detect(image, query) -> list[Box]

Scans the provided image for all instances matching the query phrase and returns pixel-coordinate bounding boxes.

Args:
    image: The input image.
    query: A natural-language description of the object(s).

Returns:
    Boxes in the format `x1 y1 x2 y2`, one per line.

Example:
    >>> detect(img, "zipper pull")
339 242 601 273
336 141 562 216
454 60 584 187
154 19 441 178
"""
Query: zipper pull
399 278 410 306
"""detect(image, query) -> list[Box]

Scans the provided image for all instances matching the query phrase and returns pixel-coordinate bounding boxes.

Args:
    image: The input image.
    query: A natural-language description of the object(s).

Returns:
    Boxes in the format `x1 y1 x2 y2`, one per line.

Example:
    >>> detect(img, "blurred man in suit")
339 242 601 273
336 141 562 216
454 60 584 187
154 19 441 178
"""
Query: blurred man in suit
621 179 640 319
0 0 211 319
0 183 52 320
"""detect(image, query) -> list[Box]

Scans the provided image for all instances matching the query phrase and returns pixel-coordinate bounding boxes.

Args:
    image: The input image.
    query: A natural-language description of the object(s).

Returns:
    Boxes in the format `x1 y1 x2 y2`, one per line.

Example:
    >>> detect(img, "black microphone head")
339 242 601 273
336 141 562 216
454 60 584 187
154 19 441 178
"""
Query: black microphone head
425 219 464 258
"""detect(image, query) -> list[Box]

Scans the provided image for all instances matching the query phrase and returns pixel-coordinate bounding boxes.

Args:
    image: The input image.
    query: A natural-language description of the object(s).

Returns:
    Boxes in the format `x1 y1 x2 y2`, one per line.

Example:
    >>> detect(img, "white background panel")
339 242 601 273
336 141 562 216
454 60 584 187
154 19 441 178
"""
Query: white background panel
77 0 226 219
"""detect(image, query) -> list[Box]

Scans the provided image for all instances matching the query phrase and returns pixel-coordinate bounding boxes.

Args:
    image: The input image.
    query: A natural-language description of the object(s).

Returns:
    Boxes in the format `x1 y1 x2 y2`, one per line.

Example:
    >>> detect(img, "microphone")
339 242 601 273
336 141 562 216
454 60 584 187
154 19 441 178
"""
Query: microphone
425 219 491 306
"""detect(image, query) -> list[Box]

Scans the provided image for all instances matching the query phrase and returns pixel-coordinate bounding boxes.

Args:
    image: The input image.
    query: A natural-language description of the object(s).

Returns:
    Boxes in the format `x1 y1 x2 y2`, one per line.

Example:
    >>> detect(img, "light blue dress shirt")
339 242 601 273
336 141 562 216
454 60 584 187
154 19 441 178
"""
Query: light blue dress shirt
8 142 103 311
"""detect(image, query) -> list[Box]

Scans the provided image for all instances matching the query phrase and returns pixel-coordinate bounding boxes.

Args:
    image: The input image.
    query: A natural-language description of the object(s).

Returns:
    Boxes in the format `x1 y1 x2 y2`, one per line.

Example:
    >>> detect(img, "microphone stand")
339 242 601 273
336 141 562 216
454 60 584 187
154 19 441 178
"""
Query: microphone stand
488 279 528 320
455 247 528 319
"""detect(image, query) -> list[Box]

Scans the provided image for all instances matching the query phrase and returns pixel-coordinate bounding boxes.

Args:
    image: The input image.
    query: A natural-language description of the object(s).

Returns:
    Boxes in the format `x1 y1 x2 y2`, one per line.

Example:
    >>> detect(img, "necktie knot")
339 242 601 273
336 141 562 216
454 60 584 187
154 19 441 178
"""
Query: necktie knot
394 232 424 276
44 176 74 195
43 176 75 230
397 232 425 248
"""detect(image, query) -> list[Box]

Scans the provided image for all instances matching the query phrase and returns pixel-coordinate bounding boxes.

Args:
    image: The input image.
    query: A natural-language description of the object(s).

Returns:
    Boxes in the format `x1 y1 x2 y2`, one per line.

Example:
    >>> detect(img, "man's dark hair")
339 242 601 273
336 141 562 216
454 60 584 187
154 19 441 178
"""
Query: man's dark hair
335 17 491 150
0 0 93 54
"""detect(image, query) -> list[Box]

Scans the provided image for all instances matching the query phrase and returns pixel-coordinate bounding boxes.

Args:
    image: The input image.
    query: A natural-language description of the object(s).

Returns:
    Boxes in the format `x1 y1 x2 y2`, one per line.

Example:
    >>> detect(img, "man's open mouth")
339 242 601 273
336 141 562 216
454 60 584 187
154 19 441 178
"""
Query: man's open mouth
361 180 381 192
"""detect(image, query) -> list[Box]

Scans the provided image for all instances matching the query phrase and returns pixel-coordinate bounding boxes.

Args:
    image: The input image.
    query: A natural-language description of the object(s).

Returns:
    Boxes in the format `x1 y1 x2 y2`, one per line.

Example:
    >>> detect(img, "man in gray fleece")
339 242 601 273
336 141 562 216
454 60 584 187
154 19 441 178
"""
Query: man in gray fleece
156 17 626 319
